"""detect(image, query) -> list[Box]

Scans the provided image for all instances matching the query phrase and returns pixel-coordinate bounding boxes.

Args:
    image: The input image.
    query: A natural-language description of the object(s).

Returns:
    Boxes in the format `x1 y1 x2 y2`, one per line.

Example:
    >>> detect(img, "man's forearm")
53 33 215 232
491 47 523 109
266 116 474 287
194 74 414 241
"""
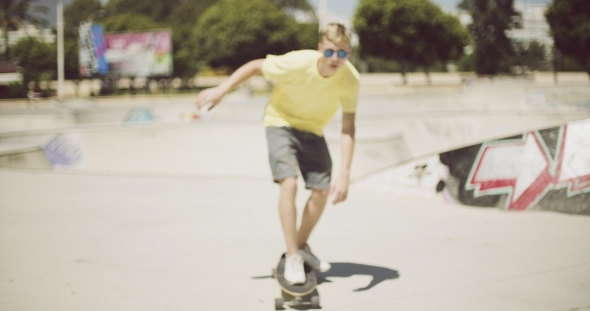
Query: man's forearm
340 127 355 177
217 59 265 94
339 112 356 178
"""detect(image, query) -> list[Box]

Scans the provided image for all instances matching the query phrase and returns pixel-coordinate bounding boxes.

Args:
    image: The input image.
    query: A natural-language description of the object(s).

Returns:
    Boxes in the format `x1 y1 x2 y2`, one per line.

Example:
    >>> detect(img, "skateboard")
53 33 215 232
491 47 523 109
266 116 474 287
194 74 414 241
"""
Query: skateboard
272 253 320 310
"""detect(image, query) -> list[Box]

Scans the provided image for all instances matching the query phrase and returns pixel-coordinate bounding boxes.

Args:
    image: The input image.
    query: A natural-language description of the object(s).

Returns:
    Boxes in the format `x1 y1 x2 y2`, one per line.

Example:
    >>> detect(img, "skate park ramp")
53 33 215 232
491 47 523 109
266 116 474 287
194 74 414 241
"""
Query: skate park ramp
1 81 590 180
355 118 590 216
1 80 590 311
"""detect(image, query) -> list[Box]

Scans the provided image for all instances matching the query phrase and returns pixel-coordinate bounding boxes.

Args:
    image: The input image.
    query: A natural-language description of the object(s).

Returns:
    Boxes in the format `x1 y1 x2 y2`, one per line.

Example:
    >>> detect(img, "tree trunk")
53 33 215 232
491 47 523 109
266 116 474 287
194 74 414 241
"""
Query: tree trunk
552 47 559 85
74 80 80 97
2 26 9 59
400 61 408 85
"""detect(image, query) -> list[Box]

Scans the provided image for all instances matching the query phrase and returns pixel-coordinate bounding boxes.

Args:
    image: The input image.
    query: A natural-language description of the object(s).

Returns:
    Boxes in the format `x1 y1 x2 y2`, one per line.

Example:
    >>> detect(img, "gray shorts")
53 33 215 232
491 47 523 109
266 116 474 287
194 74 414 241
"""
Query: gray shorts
266 127 332 190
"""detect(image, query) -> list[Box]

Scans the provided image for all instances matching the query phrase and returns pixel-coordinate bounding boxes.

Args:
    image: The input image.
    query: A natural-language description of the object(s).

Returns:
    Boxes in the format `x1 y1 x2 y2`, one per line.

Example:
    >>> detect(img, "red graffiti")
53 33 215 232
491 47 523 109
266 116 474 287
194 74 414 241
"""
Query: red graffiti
468 123 590 210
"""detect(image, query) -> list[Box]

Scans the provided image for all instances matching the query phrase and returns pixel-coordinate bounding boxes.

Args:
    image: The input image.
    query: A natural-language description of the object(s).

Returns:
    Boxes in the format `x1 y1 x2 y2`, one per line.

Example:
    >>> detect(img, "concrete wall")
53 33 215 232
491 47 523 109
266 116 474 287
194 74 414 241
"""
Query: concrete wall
439 119 590 215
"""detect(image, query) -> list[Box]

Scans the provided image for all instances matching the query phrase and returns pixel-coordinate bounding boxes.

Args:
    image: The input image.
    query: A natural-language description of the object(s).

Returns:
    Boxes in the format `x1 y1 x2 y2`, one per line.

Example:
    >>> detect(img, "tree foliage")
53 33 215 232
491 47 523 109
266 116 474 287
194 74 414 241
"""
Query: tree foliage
192 0 302 70
459 0 519 75
64 39 80 80
523 41 546 71
275 0 314 11
11 37 56 84
104 0 181 24
1 0 48 58
296 22 319 50
353 0 469 82
62 0 103 39
545 0 590 78
165 0 218 78
100 13 163 32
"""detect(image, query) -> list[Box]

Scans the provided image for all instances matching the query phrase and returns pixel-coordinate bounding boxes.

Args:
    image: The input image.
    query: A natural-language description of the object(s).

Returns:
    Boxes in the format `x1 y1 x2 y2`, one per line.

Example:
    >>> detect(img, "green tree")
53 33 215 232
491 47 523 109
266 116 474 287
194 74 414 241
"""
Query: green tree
354 0 469 84
414 8 469 82
545 0 590 80
62 0 103 39
276 0 318 50
100 13 163 32
64 39 79 80
11 37 56 86
166 0 218 79
512 40 548 74
523 41 547 71
192 0 300 70
0 0 47 58
457 52 475 71
458 0 519 75
104 0 181 24
295 22 319 50
275 0 314 11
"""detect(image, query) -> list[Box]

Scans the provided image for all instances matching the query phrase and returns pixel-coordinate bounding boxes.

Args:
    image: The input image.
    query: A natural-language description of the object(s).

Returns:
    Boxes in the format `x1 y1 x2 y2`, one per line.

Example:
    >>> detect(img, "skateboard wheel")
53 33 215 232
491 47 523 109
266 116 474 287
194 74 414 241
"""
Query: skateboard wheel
275 298 285 310
272 268 277 279
311 295 320 309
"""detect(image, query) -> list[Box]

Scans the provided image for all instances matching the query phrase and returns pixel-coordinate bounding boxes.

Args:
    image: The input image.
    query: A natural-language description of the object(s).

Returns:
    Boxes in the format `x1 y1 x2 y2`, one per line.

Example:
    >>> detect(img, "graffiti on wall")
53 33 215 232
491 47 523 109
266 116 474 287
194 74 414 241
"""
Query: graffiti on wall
43 133 85 168
440 119 590 214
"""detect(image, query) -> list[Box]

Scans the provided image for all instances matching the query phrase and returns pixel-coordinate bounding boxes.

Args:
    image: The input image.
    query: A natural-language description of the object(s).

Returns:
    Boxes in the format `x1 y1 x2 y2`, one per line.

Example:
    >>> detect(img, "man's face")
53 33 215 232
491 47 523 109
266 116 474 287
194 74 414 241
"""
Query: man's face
317 38 351 76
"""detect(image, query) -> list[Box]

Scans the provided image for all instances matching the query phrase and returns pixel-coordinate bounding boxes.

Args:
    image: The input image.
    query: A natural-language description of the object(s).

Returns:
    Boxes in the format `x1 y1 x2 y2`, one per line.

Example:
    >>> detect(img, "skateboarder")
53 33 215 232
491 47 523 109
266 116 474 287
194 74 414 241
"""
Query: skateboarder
195 23 359 285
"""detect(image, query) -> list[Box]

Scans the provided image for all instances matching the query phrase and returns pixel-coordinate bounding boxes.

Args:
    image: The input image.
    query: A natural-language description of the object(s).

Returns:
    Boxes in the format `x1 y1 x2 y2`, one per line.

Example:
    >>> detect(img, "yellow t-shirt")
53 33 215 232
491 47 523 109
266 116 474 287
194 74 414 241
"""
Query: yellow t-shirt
261 50 360 136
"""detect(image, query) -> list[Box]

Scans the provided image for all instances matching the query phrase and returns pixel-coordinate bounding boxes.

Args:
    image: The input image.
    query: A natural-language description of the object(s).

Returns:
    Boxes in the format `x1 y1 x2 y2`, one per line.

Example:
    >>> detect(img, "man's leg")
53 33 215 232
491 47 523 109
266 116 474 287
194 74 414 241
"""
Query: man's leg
267 127 306 284
297 189 329 248
279 177 300 256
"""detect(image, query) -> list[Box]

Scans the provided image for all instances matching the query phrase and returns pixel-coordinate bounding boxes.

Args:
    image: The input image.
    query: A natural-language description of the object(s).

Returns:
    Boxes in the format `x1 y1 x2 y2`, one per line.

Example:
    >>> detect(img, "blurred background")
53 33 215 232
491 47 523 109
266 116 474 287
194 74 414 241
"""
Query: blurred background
1 1 590 310
0 0 587 98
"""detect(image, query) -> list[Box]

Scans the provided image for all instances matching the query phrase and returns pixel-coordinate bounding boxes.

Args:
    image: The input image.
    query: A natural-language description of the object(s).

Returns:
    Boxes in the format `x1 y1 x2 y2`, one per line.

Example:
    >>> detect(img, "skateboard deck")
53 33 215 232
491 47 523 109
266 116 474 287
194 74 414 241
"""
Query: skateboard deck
273 253 320 310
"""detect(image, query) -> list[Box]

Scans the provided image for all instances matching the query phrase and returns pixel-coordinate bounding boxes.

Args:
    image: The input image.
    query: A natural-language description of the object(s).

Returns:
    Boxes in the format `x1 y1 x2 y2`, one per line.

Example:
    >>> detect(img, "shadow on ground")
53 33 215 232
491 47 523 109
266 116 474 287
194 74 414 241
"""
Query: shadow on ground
254 262 399 293
317 262 399 292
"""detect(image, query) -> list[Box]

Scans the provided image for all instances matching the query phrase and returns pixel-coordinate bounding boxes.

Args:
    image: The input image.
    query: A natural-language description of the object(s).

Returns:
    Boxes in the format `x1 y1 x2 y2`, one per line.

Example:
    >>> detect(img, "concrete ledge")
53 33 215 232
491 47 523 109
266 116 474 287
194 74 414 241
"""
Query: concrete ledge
0 144 52 170
0 142 43 155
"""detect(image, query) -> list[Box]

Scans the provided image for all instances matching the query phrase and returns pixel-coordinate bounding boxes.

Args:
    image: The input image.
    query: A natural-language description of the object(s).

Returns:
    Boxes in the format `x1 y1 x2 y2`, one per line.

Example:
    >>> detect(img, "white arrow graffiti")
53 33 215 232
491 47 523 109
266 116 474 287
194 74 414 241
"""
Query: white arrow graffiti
556 121 590 193
467 122 590 210
468 133 552 210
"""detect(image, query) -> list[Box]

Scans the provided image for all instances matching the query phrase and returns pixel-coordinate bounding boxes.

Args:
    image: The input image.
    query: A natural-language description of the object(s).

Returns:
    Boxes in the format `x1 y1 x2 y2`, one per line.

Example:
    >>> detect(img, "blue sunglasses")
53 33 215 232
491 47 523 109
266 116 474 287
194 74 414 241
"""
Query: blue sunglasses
323 49 348 58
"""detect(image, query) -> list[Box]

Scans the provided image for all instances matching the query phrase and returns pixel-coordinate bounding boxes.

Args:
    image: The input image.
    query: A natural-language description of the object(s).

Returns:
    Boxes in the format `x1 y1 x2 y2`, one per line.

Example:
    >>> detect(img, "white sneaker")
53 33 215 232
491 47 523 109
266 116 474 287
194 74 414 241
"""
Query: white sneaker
284 253 306 285
299 244 331 272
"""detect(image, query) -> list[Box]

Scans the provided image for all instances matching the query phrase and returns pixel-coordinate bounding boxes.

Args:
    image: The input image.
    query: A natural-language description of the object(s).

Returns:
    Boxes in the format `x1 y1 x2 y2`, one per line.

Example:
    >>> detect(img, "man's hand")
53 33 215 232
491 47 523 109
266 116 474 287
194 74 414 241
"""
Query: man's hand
329 174 350 205
195 59 264 112
195 86 226 111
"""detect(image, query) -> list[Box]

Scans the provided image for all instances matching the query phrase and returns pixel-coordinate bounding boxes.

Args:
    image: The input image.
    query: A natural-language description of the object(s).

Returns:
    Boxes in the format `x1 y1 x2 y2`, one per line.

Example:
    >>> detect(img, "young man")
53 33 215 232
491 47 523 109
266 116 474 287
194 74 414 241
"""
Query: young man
195 23 359 285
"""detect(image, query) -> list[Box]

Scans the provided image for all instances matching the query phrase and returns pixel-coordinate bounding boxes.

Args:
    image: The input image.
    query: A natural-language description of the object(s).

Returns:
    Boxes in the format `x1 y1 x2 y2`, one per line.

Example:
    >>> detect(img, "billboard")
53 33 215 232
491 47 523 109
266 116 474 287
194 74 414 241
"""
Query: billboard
79 23 109 77
103 31 172 78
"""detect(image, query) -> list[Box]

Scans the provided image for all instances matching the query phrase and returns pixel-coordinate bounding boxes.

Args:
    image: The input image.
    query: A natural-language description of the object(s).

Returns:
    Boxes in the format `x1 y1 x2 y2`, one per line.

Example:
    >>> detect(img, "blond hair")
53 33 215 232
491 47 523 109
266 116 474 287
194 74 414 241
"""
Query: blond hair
319 23 351 45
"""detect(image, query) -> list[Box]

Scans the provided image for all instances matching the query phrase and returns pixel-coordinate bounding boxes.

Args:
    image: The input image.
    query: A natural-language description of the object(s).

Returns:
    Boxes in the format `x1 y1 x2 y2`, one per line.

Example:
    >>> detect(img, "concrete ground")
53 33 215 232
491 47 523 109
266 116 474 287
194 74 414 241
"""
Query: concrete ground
1 79 590 311
1 170 589 311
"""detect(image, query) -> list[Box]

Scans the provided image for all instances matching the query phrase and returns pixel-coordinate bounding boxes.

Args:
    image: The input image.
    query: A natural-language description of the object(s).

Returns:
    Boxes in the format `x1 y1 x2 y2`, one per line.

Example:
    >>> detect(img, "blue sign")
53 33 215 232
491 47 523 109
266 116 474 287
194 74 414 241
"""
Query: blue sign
91 24 109 75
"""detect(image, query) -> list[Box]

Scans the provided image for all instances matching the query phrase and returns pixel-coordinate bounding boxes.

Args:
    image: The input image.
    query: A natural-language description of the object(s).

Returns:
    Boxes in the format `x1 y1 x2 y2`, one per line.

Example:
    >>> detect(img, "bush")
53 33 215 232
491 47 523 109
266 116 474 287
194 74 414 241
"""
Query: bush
0 83 28 99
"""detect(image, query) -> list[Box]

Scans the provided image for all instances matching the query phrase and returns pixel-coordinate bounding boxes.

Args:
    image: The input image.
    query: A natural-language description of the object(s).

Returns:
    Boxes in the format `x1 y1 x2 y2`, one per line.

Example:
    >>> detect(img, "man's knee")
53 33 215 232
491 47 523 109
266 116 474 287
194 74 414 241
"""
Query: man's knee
279 177 297 196
311 189 329 201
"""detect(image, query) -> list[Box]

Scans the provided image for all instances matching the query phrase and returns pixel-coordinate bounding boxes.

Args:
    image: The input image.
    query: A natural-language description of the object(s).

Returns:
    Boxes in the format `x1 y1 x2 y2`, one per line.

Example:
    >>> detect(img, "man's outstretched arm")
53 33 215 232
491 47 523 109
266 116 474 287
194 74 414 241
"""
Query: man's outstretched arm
195 59 265 110
330 112 356 204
